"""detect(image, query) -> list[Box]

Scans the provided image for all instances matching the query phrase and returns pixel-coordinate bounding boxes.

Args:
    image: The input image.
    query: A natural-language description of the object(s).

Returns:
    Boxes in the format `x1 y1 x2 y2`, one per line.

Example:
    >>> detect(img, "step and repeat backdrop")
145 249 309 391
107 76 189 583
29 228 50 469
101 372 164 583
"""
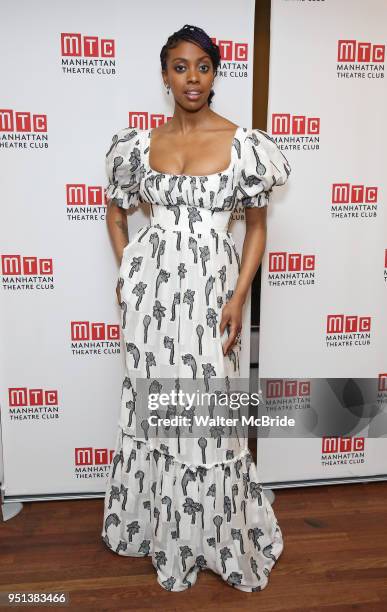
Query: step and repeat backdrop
257 0 387 486
0 0 257 500
2 0 383 503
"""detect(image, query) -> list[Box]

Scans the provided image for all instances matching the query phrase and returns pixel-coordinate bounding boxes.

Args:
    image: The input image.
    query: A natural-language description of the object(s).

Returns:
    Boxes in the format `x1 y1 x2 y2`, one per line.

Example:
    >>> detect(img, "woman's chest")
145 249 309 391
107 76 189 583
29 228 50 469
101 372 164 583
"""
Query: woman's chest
138 166 239 210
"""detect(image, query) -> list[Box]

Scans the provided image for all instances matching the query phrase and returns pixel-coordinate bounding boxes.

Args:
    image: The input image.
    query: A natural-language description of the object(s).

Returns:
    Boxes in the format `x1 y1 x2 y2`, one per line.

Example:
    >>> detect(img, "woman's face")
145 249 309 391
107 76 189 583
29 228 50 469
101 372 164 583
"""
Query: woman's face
163 40 215 109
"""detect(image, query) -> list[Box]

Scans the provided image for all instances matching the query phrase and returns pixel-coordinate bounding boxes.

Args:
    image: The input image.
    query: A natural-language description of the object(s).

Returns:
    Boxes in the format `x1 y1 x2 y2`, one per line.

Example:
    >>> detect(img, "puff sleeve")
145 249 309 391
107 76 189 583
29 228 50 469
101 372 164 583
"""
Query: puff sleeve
238 128 291 208
105 127 143 209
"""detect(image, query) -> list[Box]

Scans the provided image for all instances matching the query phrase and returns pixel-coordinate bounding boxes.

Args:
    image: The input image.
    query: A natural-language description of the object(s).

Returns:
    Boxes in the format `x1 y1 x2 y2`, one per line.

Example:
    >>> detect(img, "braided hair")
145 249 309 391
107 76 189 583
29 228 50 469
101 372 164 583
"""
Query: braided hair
160 24 221 107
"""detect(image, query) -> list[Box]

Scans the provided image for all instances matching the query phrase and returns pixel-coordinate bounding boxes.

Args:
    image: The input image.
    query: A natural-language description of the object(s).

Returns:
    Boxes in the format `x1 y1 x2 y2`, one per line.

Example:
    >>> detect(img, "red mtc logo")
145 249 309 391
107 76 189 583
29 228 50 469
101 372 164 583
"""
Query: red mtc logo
266 380 310 398
61 33 115 57
0 109 47 132
337 40 385 63
269 252 315 272
75 447 114 465
66 184 105 206
378 373 387 392
8 388 58 406
127 112 171 130
1 255 53 275
71 322 120 341
271 114 320 135
332 184 378 204
322 437 365 453
326 315 371 334
210 37 248 61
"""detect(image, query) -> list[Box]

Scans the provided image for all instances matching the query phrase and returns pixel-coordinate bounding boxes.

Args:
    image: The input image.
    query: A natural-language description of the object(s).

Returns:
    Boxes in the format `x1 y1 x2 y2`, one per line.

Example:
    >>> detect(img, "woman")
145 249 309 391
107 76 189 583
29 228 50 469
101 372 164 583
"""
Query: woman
101 24 291 592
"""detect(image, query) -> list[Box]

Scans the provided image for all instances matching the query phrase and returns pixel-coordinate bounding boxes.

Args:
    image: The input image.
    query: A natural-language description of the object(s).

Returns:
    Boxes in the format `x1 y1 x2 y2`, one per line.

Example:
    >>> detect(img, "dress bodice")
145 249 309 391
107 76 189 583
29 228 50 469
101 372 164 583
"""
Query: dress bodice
104 125 291 212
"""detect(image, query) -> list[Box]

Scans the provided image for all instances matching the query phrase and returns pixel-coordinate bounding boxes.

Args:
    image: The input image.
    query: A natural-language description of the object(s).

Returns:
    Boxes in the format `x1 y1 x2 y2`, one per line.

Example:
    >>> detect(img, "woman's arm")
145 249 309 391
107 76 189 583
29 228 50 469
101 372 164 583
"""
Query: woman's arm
106 199 129 265
106 199 130 304
232 206 267 305
220 206 267 355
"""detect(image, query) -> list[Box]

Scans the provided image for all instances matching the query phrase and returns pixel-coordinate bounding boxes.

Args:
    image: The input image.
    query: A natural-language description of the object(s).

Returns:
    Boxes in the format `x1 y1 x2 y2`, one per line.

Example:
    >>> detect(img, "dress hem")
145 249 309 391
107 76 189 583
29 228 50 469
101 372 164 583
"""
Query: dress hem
102 531 275 593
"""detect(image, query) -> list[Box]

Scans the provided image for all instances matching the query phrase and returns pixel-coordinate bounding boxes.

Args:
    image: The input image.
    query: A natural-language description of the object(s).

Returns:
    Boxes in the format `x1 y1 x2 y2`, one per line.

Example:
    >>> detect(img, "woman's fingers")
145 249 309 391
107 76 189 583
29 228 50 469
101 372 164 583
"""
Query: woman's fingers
220 303 242 355
219 311 228 337
222 324 241 355
221 314 242 355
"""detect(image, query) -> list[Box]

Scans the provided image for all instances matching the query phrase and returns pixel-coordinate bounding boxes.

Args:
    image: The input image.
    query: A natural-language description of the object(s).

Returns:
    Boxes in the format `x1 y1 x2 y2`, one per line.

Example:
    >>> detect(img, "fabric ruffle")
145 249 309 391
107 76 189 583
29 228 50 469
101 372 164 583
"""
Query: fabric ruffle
101 425 284 593
105 182 139 210
104 127 145 210
238 128 291 208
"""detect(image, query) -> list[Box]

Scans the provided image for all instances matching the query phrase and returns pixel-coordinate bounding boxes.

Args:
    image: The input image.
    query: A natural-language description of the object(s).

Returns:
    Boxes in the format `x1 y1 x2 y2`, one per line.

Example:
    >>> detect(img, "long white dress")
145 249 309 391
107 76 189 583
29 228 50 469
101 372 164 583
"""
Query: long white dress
101 125 291 592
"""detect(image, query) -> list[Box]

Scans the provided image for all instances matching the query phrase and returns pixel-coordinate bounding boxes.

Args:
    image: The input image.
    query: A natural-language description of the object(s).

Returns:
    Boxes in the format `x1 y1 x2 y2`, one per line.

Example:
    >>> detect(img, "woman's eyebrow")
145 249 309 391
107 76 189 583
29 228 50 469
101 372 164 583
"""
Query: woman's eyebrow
171 55 211 62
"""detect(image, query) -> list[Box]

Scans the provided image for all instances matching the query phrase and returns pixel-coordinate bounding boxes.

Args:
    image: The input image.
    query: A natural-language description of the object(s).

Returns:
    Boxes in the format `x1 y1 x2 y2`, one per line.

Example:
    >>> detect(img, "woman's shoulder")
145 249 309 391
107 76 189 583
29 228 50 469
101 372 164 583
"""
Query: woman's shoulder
237 126 276 140
105 126 144 210
235 126 261 156
236 126 291 201
238 126 290 167
108 124 150 143
105 126 144 160
110 125 143 140
237 126 271 144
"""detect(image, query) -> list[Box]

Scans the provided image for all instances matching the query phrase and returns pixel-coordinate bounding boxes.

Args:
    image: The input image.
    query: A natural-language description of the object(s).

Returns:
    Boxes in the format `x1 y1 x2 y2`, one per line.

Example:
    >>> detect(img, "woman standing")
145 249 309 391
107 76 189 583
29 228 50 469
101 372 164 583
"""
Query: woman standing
101 24 291 592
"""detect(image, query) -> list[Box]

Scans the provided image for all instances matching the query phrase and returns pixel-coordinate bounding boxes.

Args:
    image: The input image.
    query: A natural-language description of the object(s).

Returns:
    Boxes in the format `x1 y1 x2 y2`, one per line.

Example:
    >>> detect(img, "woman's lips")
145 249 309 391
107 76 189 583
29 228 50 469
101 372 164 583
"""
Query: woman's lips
184 91 202 100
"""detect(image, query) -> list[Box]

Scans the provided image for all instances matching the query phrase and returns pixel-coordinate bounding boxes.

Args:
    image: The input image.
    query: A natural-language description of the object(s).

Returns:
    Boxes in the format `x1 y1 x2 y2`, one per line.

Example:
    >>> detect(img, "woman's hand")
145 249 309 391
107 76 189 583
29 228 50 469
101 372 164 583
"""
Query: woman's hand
219 296 244 355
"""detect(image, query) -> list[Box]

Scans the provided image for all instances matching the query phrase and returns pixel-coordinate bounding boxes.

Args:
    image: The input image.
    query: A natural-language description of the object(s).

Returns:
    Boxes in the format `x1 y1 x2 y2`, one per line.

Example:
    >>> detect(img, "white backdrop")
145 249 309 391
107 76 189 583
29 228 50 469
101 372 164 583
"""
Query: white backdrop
257 0 387 486
0 0 256 500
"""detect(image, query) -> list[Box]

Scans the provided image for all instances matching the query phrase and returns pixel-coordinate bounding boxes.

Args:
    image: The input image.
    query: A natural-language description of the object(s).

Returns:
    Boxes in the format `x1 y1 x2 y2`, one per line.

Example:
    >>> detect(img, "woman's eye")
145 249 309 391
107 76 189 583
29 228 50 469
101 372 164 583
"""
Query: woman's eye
174 64 210 72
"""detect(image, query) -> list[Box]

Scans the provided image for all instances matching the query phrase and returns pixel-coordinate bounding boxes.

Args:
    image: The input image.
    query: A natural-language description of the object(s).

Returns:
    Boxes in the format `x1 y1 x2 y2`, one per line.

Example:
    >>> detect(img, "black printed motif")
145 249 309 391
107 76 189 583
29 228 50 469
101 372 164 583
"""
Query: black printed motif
101 125 291 592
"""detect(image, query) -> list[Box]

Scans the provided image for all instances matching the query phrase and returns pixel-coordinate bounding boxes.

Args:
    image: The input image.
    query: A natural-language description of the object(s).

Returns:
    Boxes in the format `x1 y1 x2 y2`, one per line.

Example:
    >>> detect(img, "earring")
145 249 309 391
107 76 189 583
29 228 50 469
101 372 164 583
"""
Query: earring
165 84 170 94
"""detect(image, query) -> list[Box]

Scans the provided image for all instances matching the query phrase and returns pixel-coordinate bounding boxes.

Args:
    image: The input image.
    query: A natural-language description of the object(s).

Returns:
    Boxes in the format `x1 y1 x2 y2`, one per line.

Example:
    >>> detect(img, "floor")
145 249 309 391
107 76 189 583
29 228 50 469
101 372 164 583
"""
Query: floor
1 477 387 611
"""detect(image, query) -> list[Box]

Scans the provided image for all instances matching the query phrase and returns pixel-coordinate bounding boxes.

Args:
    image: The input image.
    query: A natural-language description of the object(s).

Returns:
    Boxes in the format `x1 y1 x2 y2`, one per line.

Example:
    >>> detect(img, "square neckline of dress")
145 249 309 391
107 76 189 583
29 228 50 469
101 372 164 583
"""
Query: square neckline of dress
145 125 241 179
